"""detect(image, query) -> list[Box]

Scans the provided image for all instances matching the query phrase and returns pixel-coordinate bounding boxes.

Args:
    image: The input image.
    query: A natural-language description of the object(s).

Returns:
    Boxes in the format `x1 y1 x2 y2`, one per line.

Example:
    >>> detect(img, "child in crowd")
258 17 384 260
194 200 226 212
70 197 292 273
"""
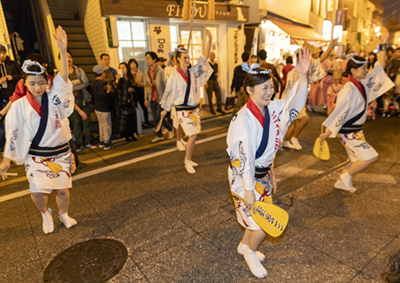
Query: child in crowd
0 26 77 234
92 65 114 150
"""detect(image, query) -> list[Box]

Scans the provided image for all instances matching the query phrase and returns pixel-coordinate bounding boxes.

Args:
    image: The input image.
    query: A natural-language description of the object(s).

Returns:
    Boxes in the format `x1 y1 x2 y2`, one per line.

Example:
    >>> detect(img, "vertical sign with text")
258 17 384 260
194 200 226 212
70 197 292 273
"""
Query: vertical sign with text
149 25 172 60
228 26 244 94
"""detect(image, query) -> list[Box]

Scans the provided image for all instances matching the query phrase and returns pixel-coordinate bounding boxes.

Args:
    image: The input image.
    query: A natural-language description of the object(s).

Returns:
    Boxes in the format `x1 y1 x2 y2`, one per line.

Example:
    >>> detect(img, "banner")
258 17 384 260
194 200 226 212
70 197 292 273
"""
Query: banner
105 16 119 48
250 27 259 56
149 24 172 60
228 25 244 94
335 9 345 26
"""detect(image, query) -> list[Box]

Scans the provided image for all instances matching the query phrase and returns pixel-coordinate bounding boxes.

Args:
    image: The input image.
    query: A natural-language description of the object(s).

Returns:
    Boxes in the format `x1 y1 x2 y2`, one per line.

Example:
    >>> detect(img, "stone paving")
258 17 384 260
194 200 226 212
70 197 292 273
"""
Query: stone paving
0 111 399 282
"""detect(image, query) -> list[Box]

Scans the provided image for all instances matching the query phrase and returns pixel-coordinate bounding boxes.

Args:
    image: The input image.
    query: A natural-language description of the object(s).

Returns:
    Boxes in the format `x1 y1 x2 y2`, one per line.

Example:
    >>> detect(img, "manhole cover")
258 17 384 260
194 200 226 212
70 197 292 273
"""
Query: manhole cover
43 238 128 283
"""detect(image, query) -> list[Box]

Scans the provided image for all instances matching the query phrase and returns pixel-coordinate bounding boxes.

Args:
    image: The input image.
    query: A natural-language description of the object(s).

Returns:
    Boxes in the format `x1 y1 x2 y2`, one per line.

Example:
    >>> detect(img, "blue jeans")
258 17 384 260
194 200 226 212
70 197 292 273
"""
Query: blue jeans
150 101 172 137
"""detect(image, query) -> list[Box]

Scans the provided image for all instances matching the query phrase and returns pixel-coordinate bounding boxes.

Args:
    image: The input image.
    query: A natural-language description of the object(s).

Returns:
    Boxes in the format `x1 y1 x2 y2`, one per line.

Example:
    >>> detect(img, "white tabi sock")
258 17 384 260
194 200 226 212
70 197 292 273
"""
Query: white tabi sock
184 159 196 174
244 248 268 278
176 140 186 151
340 172 356 193
237 243 265 262
181 139 187 146
59 212 77 229
184 158 198 167
42 208 54 234
290 137 302 150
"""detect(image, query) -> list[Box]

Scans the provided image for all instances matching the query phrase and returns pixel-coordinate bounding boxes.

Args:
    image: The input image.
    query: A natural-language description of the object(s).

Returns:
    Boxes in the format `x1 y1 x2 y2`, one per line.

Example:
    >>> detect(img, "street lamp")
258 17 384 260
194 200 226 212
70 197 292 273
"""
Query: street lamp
374 26 380 33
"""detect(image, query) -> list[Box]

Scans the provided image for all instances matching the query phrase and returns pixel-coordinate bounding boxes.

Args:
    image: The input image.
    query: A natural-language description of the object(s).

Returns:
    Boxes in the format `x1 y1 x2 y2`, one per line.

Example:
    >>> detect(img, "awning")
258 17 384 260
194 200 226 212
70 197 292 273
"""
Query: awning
268 18 326 46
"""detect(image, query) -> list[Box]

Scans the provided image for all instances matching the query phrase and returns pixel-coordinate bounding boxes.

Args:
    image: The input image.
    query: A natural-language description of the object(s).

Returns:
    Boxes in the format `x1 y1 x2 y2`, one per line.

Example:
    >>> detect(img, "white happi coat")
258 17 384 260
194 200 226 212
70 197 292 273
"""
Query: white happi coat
164 65 177 83
4 74 74 191
227 79 307 230
281 58 326 100
161 55 213 135
323 62 394 137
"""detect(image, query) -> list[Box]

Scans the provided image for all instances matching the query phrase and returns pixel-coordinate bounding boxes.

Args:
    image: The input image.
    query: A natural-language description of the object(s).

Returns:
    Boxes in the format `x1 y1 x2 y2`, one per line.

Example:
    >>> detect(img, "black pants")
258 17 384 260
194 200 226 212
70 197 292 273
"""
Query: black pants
206 80 222 112
134 86 149 123
150 101 172 137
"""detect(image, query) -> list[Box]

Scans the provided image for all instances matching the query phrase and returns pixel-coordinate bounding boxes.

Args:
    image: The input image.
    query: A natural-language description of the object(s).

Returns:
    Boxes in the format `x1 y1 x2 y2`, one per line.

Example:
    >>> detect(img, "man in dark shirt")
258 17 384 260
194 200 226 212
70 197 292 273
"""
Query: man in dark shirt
206 52 224 114
0 45 21 151
258 49 282 99
387 48 400 82
230 51 250 94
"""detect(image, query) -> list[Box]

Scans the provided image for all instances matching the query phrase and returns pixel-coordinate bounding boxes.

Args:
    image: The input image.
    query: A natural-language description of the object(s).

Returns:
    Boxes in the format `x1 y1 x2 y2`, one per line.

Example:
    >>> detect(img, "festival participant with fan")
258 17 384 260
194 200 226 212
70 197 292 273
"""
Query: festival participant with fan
0 26 77 234
319 28 394 193
227 48 311 278
160 29 214 174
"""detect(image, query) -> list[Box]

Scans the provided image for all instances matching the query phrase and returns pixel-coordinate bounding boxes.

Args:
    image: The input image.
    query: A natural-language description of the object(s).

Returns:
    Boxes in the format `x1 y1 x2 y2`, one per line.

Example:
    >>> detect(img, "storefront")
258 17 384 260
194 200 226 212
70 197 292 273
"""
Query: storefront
100 0 249 106
258 12 326 62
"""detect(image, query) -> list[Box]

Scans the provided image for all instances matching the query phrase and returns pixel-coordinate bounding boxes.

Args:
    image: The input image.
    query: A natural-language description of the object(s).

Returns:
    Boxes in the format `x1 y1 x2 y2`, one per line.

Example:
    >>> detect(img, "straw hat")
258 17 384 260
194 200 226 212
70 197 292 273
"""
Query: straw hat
304 42 322 55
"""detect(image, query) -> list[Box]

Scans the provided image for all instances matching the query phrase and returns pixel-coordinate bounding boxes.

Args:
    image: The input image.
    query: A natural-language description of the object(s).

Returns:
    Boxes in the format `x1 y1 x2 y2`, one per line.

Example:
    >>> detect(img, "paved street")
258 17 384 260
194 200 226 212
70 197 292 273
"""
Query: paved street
0 109 399 283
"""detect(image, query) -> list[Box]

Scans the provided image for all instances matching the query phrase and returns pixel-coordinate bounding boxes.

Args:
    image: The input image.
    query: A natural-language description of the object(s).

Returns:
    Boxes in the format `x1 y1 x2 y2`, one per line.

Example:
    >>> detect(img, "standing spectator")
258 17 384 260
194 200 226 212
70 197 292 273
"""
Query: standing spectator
100 53 117 127
251 54 258 64
144 51 174 142
387 48 400 82
258 49 283 98
279 55 295 98
116 62 137 142
128 58 150 128
66 50 92 151
156 57 167 69
205 51 224 114
326 70 343 115
0 44 21 151
92 65 114 150
231 52 250 116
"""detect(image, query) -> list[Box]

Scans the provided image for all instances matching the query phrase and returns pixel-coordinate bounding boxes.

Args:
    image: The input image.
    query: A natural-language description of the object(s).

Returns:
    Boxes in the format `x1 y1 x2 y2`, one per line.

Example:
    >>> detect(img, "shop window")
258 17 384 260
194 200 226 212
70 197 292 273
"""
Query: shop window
117 20 148 71
170 25 178 51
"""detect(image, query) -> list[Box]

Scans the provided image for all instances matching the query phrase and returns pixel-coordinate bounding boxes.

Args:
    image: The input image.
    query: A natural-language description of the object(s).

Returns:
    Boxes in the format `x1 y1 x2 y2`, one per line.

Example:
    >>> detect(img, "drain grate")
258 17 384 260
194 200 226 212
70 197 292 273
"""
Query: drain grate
43 238 128 283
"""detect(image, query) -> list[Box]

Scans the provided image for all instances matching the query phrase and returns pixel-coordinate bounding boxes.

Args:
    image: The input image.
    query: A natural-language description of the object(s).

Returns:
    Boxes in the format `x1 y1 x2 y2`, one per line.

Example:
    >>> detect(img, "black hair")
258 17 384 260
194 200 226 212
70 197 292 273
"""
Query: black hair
26 53 47 65
258 49 267 60
241 52 250 63
128 58 139 69
145 51 158 61
119 62 134 81
94 72 103 77
22 64 48 82
343 56 367 77
177 44 185 49
368 52 377 70
395 47 400 52
58 50 73 60
387 47 394 54
286 56 293 64
100 53 109 59
243 67 273 95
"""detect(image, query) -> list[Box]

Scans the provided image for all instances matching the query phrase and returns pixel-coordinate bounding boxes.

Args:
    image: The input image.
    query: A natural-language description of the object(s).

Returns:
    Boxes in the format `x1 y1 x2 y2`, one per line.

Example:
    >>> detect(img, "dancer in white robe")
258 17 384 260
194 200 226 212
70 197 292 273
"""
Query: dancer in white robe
319 28 394 193
161 29 214 174
227 48 311 278
0 26 77 234
163 49 186 151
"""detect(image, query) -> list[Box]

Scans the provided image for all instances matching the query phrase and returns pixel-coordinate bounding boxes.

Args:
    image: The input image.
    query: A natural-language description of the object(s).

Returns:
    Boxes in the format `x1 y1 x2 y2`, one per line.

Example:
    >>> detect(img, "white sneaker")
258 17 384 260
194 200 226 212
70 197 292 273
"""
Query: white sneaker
59 212 77 229
282 140 295 149
339 173 357 193
291 137 302 150
176 140 186 151
42 208 54 234
168 130 175 140
184 158 198 167
152 136 164 143
185 159 196 174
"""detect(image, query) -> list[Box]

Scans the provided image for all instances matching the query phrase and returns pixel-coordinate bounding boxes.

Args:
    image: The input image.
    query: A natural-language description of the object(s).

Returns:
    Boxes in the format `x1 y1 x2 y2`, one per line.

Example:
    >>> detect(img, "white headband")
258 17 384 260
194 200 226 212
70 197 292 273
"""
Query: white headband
22 60 45 74
350 57 368 64
177 48 189 54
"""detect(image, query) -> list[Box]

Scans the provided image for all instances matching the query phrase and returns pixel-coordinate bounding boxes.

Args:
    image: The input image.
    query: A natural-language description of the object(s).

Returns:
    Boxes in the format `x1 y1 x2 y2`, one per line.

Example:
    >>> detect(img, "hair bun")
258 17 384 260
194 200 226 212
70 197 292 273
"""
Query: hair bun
342 71 349 77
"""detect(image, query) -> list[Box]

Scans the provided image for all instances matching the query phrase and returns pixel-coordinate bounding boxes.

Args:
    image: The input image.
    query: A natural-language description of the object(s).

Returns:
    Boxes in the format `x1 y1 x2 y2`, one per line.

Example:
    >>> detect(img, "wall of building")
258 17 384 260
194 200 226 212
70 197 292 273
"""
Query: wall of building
0 1 12 59
259 0 312 25
77 0 114 67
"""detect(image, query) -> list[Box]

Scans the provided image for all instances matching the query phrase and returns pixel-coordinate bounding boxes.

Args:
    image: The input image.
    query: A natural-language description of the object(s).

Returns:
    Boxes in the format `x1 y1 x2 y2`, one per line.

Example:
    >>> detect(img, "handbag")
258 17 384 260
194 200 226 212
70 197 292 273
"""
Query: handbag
225 94 236 111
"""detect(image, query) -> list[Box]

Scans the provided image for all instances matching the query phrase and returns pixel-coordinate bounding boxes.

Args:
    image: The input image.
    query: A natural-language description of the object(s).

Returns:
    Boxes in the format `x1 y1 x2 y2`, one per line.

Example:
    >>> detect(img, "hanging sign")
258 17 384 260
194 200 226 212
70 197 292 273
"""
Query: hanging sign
149 24 172 59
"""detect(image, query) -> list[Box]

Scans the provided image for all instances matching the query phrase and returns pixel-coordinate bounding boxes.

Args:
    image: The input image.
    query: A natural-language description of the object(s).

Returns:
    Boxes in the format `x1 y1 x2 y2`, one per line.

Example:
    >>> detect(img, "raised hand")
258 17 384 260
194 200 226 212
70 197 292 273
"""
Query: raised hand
54 25 68 51
205 28 213 39
379 27 389 44
296 48 312 75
